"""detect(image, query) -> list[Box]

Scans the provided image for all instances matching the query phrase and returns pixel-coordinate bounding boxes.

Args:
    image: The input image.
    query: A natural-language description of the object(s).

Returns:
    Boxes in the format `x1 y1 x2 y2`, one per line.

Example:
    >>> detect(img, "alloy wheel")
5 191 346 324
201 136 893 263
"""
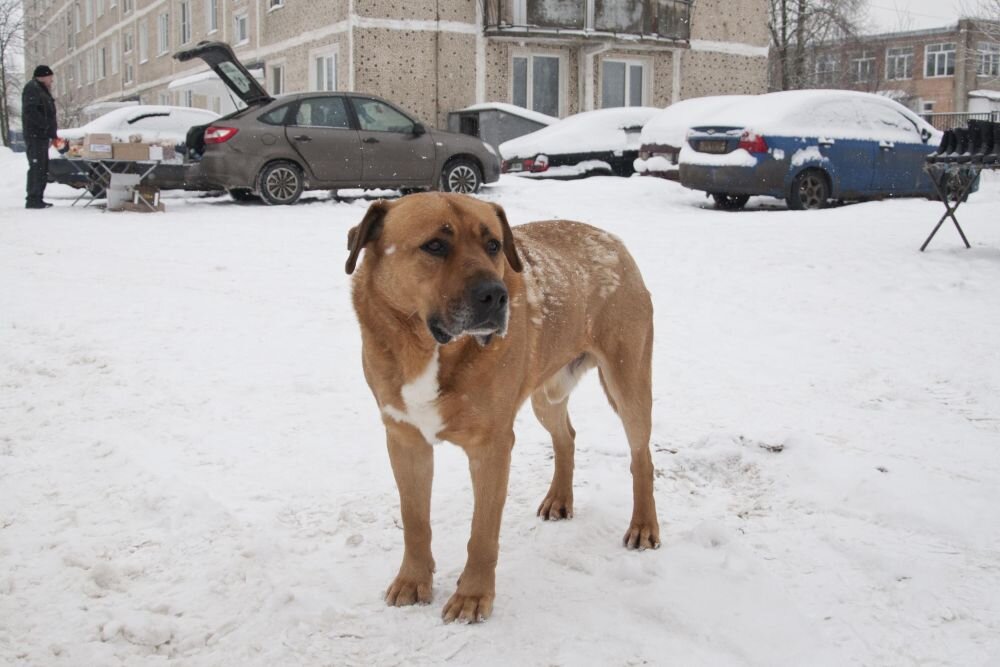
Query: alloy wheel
446 165 479 193
265 166 300 203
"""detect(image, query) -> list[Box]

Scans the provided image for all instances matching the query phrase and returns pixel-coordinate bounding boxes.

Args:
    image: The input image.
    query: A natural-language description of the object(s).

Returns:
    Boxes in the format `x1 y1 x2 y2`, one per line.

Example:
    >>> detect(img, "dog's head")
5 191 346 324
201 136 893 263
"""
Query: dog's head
346 193 523 345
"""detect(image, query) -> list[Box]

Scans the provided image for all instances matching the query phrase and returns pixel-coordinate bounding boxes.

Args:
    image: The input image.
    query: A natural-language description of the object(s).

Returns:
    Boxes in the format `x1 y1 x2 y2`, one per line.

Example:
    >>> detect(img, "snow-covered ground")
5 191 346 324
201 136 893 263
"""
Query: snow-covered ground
2 146 1000 666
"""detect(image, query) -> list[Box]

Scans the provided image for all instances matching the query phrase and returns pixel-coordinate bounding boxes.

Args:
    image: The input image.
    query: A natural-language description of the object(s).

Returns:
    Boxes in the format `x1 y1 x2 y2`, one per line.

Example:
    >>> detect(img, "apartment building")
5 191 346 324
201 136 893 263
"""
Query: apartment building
23 0 770 128
809 19 1000 116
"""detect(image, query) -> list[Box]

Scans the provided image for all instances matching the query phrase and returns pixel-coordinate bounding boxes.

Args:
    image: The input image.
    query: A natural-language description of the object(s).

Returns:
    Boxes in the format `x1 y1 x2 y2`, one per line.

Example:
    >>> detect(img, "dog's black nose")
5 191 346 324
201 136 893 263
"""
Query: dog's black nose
470 280 508 319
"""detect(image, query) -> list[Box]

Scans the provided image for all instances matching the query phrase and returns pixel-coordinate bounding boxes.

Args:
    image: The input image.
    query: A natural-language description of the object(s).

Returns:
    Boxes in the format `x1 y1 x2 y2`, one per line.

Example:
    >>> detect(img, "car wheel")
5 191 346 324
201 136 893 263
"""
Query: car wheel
441 159 482 194
258 161 304 205
787 169 830 210
228 187 260 203
712 193 750 211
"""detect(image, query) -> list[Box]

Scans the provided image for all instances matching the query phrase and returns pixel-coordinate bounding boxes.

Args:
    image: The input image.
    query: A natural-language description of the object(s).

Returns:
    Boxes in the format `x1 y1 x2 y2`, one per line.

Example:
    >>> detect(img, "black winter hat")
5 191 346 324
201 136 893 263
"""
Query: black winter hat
33 65 54 78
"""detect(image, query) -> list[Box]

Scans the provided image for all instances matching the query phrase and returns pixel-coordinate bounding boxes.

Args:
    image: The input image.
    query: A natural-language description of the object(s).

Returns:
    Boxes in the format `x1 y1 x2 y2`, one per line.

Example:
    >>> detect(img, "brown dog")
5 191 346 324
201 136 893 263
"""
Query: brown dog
346 192 659 623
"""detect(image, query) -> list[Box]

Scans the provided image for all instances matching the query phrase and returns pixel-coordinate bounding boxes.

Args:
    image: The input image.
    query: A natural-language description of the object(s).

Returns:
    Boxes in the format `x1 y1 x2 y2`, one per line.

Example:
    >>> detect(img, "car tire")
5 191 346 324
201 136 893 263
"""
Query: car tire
712 193 750 211
258 161 304 205
228 187 260 203
441 159 482 194
787 169 830 210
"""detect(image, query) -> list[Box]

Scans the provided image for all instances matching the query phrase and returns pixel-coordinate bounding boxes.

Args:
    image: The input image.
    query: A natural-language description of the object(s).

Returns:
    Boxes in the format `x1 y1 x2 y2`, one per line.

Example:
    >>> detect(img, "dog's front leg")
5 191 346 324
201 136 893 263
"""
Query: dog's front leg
442 433 514 624
384 424 435 607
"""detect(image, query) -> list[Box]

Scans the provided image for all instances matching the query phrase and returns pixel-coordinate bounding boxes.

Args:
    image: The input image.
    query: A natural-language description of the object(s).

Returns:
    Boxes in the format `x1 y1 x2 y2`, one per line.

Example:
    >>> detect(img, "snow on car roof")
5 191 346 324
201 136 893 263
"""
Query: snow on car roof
691 89 940 143
457 103 558 126
499 107 661 159
640 95 753 148
79 105 219 132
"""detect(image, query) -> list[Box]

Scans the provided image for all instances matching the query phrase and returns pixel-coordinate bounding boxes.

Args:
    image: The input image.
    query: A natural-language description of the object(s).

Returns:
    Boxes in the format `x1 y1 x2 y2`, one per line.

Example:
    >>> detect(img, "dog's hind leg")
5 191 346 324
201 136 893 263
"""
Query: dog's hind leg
595 321 660 550
531 390 577 520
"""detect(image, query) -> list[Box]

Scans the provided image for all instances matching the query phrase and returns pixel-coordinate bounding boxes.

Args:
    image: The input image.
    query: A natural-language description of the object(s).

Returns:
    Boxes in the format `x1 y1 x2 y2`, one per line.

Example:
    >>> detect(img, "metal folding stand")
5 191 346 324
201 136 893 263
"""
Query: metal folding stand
920 162 980 252
70 159 161 209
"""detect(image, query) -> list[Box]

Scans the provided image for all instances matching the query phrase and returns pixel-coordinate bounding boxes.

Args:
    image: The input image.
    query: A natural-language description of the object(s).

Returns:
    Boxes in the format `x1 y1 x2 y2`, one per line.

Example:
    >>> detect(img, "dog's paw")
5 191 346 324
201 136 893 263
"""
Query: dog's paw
441 590 494 624
537 492 574 521
622 521 661 551
385 574 433 607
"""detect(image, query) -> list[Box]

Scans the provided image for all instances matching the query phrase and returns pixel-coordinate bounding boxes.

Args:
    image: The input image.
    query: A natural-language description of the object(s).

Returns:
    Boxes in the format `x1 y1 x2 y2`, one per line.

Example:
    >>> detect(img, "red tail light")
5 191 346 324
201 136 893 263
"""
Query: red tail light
204 126 239 144
738 130 768 154
529 154 549 173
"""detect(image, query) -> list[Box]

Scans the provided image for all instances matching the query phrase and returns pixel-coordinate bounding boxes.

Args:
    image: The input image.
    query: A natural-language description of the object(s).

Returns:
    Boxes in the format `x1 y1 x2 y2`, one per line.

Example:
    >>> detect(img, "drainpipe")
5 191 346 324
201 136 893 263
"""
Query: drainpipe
582 42 613 111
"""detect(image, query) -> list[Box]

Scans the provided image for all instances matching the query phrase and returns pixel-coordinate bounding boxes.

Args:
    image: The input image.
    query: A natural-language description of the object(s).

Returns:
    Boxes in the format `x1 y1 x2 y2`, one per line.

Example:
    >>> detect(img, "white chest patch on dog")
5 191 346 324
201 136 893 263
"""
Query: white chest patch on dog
382 347 444 444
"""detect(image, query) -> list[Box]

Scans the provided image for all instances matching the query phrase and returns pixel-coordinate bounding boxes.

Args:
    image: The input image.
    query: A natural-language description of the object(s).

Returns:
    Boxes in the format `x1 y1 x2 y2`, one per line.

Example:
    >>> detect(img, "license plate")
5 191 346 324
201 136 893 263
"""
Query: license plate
507 162 523 172
698 139 728 154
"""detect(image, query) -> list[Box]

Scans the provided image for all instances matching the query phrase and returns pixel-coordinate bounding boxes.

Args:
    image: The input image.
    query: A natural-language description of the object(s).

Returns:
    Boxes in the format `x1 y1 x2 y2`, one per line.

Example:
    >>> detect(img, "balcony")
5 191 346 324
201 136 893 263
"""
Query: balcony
483 0 693 42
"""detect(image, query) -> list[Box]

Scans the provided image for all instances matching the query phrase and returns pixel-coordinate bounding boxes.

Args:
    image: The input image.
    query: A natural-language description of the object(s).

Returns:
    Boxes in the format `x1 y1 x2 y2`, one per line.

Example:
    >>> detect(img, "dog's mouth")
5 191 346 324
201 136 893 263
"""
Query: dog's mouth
427 315 505 347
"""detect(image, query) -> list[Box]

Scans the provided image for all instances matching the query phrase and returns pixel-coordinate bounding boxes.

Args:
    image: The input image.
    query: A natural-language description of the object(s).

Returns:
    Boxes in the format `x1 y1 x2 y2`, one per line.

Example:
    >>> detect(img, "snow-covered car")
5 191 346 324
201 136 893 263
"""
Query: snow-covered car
58 105 220 146
50 105 221 193
500 107 660 179
634 95 752 180
678 90 944 210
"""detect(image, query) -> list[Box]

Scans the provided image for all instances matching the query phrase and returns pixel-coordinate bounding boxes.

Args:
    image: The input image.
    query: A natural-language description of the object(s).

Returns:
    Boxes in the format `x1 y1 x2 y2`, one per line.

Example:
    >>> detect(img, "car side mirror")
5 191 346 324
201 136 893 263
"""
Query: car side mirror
412 122 426 136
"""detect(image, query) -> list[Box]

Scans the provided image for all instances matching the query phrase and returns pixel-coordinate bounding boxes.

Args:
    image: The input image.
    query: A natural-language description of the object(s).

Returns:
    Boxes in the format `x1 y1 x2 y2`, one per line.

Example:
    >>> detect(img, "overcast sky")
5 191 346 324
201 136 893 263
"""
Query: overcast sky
865 0 975 33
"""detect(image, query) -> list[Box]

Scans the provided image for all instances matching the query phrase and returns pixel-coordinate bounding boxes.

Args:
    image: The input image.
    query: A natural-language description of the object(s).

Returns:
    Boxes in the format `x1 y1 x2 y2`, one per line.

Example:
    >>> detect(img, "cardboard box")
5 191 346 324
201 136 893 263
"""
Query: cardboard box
112 142 150 161
82 133 113 159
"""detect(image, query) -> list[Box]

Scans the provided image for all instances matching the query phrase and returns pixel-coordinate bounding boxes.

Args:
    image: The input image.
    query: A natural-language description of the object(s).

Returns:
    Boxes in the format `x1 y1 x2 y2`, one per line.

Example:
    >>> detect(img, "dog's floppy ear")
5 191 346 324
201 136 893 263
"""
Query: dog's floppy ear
345 200 390 274
491 203 523 273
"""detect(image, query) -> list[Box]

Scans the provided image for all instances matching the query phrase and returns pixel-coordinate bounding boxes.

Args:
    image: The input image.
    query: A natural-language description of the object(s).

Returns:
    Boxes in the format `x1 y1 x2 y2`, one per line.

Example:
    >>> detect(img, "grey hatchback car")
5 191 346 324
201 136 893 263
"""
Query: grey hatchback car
175 42 500 205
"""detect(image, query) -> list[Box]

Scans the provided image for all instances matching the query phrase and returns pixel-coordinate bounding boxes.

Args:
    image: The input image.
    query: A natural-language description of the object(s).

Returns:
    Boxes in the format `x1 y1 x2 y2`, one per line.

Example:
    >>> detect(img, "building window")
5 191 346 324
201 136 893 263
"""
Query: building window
123 0 132 13
207 0 218 32
157 12 170 55
184 90 194 106
922 100 935 113
123 29 133 54
138 19 148 62
978 42 1000 77
96 0 104 18
109 0 117 9
111 36 119 74
885 46 913 80
86 51 94 83
313 54 336 91
269 0 283 8
925 43 955 78
66 12 73 49
851 51 874 83
159 92 171 105
125 62 134 84
814 53 839 86
512 54 561 117
99 46 107 79
234 13 249 45
73 5 80 33
84 0 92 25
179 1 191 44
601 59 646 108
270 64 284 94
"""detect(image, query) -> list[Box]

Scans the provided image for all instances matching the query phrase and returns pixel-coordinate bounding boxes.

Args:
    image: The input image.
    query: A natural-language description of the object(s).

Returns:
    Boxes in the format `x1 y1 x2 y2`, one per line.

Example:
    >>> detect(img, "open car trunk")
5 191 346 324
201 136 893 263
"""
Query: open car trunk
174 41 273 160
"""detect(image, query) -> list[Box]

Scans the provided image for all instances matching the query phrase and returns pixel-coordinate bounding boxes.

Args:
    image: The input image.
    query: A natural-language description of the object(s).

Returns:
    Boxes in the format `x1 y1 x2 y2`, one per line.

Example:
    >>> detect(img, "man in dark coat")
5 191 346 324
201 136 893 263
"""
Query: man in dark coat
21 65 59 209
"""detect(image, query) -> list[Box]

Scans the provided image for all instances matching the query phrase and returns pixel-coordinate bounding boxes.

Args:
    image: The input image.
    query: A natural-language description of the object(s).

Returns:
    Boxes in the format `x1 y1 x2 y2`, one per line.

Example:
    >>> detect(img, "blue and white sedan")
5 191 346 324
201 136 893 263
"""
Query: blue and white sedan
678 90 942 210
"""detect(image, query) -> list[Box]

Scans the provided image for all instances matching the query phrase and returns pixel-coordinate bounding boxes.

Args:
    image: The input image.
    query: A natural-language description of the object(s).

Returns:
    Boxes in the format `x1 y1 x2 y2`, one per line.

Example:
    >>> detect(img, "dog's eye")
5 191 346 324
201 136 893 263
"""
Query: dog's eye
485 239 501 256
421 239 449 257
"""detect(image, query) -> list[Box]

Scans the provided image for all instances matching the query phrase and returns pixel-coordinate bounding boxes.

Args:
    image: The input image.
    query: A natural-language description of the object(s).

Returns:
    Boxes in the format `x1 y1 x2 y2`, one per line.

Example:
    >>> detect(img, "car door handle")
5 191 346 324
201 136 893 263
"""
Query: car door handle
818 138 835 146
879 141 895 150
363 137 379 144
293 135 312 142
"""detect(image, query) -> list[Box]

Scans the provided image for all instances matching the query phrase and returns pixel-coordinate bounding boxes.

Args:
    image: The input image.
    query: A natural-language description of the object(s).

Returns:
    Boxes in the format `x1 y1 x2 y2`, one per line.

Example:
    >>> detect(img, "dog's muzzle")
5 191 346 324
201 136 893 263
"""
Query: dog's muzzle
428 279 509 346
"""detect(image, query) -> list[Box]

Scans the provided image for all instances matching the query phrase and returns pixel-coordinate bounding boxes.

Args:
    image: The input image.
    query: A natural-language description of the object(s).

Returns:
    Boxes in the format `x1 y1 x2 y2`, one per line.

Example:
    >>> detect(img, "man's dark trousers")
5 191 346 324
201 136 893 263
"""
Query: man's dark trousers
26 138 50 205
